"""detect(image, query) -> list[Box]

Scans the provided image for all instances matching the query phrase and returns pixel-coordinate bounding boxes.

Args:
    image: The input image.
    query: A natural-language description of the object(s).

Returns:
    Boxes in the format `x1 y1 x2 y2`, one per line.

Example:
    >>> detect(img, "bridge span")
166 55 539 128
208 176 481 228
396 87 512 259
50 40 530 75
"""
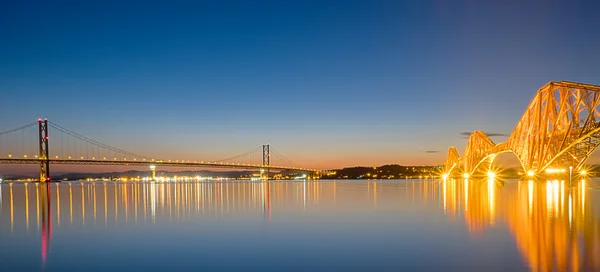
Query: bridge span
0 119 322 181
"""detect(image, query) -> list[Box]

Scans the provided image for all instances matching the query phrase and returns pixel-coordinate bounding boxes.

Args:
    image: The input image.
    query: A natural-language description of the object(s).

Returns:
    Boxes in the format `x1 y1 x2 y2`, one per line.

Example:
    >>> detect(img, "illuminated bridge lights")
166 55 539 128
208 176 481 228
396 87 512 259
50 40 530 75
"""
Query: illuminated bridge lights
545 168 566 174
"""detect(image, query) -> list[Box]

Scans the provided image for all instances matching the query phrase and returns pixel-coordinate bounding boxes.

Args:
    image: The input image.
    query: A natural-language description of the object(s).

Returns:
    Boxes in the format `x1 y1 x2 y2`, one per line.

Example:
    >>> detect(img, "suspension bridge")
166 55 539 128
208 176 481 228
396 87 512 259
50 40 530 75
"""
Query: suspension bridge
443 81 600 178
0 119 322 181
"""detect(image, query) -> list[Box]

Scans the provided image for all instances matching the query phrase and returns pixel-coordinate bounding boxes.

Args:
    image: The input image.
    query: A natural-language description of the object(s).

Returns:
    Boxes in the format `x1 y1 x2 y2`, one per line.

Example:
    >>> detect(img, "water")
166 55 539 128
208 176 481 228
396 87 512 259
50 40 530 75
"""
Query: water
0 179 599 271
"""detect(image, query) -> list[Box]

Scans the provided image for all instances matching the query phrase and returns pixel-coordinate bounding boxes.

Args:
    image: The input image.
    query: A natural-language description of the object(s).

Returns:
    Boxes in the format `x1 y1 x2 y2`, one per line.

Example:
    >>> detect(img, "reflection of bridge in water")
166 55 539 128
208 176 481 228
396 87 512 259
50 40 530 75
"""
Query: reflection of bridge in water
4 181 287 268
443 81 600 177
438 177 600 272
4 183 53 268
2 179 598 270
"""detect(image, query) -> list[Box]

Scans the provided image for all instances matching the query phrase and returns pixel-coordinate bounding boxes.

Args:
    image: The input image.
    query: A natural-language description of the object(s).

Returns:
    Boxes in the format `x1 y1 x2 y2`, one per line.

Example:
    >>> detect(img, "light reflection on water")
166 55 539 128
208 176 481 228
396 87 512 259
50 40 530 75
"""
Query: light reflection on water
441 177 600 272
0 179 598 271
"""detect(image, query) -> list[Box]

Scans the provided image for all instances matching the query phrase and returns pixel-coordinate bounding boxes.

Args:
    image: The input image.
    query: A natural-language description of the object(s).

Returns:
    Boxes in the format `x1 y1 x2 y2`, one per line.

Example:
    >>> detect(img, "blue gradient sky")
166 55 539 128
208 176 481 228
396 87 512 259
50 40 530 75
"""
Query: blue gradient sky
1 0 600 169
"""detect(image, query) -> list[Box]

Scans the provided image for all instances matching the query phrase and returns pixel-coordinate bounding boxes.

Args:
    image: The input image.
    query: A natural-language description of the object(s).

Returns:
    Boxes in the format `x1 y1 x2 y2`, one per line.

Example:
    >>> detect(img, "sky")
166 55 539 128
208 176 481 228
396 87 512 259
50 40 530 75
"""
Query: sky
1 0 600 170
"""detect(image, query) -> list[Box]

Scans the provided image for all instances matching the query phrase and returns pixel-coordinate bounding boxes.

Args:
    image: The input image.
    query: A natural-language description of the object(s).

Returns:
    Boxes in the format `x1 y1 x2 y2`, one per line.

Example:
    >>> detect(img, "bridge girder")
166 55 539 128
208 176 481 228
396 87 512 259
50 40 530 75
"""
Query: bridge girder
541 127 600 171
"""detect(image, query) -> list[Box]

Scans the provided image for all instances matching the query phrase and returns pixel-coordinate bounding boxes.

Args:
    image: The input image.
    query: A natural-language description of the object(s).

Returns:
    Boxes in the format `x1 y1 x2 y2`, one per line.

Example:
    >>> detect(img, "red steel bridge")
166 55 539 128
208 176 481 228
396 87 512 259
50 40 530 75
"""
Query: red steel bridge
0 119 322 181
443 81 600 178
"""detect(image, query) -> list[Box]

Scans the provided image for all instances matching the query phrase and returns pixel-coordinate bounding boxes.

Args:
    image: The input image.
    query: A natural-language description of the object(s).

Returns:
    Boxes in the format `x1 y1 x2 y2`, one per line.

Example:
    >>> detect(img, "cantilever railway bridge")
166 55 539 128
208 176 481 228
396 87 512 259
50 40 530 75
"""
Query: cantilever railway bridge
443 81 600 177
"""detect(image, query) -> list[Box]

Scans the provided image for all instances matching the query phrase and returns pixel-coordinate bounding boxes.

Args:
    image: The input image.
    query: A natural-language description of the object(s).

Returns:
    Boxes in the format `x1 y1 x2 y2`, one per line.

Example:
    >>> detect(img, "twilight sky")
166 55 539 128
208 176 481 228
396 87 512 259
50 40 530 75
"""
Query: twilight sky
1 0 600 169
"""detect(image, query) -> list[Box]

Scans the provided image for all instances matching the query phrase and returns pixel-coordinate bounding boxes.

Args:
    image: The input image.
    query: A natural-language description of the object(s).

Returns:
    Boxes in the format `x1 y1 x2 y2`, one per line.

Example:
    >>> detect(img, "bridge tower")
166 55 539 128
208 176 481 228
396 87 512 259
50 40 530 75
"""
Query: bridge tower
38 119 50 182
262 144 270 180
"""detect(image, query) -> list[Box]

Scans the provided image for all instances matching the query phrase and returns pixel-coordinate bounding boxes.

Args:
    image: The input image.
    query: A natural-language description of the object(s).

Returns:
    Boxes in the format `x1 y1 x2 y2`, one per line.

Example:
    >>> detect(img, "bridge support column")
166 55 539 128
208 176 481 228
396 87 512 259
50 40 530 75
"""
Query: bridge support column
312 171 321 180
261 144 270 180
150 165 156 181
38 119 50 182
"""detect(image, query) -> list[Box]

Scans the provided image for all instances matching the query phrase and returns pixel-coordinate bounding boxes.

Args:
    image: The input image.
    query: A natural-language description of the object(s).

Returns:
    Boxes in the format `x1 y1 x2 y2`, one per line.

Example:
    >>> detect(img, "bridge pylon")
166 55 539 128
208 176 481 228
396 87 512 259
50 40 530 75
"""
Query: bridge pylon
262 144 270 180
38 119 50 182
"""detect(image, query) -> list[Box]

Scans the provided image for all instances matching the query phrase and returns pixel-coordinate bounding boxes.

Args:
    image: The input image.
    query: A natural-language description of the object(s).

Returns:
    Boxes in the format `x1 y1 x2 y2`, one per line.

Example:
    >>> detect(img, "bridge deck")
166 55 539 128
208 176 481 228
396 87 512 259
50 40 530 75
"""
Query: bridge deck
0 158 317 172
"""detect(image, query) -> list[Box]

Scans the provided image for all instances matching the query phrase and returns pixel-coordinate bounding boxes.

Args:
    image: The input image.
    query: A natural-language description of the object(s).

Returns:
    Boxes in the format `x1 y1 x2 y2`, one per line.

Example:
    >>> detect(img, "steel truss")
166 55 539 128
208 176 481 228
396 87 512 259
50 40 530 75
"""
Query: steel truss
444 81 600 175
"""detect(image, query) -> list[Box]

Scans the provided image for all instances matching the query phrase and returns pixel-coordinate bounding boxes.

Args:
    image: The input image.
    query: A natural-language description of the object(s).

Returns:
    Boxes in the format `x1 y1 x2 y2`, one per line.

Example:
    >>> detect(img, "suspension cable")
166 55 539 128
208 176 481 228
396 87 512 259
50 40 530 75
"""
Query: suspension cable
48 121 150 160
213 146 262 163
0 122 37 137
270 147 300 168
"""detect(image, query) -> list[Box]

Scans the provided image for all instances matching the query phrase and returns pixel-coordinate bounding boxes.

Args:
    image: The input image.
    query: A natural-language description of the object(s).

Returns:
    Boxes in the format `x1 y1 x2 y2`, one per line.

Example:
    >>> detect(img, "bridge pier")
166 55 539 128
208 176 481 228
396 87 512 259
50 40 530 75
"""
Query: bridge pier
311 171 321 180
150 165 156 181
260 168 269 180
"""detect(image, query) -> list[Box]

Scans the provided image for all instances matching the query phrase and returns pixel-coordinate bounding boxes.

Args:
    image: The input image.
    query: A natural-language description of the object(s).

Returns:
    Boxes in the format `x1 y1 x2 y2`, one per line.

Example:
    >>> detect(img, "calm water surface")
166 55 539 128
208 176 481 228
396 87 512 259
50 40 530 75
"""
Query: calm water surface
0 179 599 271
